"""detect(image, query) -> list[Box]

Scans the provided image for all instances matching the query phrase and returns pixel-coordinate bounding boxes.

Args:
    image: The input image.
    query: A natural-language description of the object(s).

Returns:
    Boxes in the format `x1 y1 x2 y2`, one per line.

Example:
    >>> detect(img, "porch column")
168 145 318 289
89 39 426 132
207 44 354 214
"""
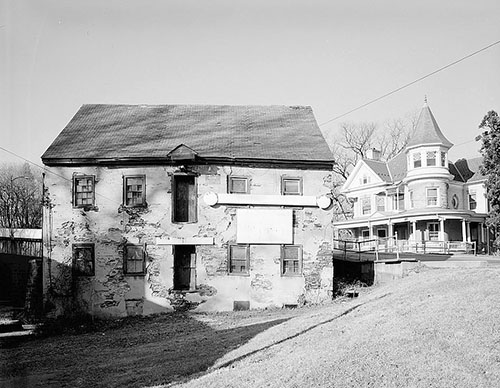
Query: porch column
467 222 471 243
388 222 394 248
439 218 445 241
462 219 467 243
411 221 417 241
480 223 484 243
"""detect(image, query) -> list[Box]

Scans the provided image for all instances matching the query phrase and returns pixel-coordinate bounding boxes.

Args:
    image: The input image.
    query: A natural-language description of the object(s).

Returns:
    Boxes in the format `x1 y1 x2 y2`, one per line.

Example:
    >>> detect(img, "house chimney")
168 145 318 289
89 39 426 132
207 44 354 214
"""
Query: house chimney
366 148 381 161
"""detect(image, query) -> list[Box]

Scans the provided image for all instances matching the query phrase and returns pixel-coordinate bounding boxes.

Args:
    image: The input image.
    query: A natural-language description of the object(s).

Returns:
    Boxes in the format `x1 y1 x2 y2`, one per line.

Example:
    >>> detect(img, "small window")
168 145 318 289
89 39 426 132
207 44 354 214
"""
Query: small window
228 176 249 194
73 243 95 276
426 151 436 166
409 191 414 208
281 177 302 195
441 152 447 167
397 192 405 210
228 244 249 275
172 175 197 223
361 197 371 215
451 194 459 209
469 192 477 210
376 195 385 212
413 153 422 168
361 175 370 185
123 175 146 207
281 245 302 276
427 188 438 206
124 244 146 275
73 175 95 207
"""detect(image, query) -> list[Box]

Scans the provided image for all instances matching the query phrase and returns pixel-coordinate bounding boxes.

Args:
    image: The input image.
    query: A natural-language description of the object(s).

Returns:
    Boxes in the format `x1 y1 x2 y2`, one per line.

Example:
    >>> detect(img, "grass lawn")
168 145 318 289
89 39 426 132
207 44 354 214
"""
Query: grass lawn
0 303 313 387
171 266 500 388
2 266 500 388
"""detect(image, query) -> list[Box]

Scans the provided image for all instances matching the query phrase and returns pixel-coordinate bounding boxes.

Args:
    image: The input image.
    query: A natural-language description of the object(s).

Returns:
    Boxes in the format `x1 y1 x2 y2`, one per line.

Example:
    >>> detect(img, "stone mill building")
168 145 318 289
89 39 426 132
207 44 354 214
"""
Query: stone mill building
41 104 335 317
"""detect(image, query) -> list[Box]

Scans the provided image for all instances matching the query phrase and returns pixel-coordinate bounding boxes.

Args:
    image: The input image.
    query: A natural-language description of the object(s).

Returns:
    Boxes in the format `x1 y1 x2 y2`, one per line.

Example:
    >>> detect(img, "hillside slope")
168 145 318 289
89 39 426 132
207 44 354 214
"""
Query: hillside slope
172 267 500 388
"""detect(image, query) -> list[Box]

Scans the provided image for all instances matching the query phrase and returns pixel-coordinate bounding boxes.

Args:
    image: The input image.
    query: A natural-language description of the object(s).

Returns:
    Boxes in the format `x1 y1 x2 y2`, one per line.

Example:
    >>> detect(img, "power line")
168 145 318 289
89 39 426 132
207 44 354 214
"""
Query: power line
319 39 500 127
0 146 120 206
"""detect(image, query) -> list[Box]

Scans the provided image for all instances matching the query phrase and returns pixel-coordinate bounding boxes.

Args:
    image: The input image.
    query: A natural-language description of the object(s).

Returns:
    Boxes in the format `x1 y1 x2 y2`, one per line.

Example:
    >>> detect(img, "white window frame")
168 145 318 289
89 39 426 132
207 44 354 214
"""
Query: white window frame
426 151 437 167
280 245 302 277
228 176 249 194
468 191 477 211
281 176 303 196
426 188 438 207
413 152 422 168
228 244 250 275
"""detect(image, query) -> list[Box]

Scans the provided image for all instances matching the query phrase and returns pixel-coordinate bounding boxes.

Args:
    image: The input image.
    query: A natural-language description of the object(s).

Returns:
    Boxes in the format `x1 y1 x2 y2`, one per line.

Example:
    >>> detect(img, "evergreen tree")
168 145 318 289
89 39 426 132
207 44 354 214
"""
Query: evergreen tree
478 110 500 250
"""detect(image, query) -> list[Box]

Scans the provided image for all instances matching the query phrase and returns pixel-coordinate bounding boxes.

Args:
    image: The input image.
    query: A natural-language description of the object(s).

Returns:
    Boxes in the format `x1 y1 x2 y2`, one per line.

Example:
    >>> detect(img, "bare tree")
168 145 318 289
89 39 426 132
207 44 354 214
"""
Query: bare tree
324 110 418 222
0 163 43 229
338 121 377 162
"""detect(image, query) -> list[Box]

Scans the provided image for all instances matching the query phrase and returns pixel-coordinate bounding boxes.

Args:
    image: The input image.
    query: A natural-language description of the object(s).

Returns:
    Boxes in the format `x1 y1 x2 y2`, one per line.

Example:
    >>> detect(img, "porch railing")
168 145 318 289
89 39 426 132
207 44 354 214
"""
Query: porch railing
0 237 43 257
333 237 476 258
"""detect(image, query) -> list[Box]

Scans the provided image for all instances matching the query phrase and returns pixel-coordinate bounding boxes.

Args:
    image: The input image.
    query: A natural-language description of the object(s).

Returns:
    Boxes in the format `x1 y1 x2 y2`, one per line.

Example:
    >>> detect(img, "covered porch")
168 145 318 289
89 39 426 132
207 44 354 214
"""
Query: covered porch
334 214 491 255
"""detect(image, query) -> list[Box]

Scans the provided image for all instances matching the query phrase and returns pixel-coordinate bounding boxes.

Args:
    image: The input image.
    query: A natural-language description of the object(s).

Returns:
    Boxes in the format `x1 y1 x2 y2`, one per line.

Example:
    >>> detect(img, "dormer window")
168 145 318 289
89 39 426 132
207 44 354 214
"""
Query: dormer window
413 153 422 168
426 151 436 166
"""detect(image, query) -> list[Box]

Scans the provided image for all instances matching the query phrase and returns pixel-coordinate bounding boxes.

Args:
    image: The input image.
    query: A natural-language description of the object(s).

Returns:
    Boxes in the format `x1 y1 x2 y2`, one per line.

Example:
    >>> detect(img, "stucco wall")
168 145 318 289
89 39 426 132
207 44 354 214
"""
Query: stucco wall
42 165 334 317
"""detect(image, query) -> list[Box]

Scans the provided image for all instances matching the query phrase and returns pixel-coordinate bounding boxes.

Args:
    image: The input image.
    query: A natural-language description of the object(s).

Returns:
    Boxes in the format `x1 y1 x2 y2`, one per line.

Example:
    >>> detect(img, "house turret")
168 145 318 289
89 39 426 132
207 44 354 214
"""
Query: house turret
405 100 453 183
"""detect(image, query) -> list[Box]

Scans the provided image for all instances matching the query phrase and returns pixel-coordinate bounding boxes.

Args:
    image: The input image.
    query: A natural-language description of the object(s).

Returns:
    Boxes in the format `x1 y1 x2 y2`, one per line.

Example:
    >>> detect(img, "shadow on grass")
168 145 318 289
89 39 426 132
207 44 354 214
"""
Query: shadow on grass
0 312 291 388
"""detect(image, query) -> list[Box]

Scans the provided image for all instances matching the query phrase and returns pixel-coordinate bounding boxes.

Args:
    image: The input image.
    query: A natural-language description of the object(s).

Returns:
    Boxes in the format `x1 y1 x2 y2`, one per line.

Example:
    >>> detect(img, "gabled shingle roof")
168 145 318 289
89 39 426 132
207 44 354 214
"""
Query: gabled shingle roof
407 104 453 149
387 152 407 182
454 157 485 183
42 104 334 167
363 159 392 182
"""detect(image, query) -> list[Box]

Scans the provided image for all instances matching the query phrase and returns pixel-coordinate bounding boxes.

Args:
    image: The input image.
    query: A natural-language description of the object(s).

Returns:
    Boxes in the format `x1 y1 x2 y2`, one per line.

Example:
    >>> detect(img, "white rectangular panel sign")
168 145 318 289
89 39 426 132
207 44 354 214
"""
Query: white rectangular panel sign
236 209 293 244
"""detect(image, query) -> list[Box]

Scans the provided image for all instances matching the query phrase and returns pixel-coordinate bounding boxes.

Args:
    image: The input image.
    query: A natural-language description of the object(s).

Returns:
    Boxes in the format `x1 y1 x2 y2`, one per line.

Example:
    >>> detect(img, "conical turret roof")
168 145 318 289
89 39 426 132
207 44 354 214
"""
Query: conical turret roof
407 102 453 149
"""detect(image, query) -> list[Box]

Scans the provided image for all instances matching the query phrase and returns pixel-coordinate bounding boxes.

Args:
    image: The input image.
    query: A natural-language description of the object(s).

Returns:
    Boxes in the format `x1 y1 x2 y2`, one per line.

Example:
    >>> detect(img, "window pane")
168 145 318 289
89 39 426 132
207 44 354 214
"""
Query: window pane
229 178 248 193
427 188 438 205
125 177 145 206
284 180 300 194
173 176 196 222
283 260 299 274
413 153 421 168
73 245 94 276
376 195 385 211
426 151 436 166
230 245 247 259
283 246 299 260
282 246 300 275
125 245 144 274
362 197 371 215
229 245 248 273
469 193 477 210
74 176 94 206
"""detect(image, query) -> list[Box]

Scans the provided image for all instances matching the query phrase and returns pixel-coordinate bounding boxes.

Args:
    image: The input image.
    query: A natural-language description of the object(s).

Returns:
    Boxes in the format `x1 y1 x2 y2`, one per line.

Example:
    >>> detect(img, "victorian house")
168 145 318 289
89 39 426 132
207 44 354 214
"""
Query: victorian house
334 102 490 254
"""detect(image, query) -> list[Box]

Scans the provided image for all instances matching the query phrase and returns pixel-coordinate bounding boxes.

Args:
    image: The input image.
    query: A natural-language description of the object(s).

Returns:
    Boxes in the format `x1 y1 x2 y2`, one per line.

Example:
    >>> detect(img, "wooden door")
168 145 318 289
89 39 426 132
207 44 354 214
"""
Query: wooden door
173 245 196 290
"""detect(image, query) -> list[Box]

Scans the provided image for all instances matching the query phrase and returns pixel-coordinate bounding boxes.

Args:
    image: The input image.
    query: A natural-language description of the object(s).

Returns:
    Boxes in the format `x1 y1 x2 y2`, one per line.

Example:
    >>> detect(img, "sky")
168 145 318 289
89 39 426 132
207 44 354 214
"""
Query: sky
1 0 500 168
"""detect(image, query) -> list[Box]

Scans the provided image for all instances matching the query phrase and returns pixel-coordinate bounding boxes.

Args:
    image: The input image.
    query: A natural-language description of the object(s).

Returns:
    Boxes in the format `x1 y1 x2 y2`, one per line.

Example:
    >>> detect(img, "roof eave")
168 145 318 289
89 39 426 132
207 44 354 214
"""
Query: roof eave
42 156 335 170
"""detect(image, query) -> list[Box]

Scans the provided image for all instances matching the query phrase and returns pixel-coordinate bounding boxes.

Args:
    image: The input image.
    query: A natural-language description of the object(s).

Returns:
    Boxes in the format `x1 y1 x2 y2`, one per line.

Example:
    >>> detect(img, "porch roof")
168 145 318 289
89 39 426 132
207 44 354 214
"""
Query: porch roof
333 208 487 228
